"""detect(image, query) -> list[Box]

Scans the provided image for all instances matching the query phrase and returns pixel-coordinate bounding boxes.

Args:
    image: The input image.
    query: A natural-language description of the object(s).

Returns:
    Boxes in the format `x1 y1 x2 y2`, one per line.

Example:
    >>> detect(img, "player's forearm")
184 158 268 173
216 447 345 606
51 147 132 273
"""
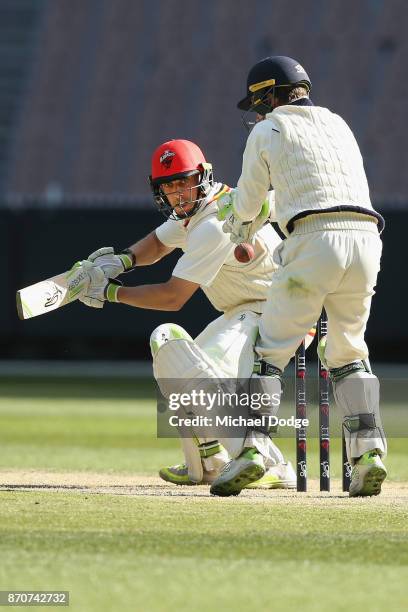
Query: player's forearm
126 231 173 266
234 129 270 221
116 283 182 311
235 182 267 222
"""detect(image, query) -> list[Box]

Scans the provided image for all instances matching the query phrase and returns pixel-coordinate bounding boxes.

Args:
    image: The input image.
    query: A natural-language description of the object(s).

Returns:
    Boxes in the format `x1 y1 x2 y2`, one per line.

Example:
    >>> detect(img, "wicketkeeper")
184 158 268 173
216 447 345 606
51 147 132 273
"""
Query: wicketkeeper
78 139 315 489
216 55 387 497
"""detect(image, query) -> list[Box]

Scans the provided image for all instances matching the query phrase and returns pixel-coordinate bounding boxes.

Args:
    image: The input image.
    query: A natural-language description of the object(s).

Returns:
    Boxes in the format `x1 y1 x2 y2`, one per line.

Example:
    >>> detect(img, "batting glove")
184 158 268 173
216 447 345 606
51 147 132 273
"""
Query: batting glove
64 261 94 302
87 246 135 279
217 191 270 245
79 260 123 309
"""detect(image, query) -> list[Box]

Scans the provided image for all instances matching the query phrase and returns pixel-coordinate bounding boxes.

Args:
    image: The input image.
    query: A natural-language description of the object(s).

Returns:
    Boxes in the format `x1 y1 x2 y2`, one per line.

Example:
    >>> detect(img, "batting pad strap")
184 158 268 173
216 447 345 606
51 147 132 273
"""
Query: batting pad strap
198 441 222 458
343 413 377 433
330 361 368 382
253 361 282 378
105 280 122 303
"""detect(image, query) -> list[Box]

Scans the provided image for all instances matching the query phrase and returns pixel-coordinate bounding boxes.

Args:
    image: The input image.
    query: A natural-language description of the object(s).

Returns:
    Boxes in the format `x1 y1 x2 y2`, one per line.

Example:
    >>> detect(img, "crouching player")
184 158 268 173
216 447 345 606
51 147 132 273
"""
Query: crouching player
78 139 314 489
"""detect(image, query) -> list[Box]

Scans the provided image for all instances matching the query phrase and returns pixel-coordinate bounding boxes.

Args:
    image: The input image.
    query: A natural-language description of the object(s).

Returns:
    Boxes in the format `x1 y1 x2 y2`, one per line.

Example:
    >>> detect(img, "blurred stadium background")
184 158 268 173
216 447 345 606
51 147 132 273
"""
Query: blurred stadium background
1 0 406 365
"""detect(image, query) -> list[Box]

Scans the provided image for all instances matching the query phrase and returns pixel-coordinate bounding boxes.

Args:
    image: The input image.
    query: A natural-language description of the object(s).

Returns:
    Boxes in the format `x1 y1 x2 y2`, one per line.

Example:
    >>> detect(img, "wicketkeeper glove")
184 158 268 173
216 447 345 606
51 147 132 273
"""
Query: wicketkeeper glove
216 190 270 245
87 246 136 279
79 260 123 309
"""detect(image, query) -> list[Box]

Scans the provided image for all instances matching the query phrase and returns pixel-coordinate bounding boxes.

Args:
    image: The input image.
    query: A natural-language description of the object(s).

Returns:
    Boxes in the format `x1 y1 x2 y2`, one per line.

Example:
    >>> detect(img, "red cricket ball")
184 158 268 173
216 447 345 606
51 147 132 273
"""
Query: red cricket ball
234 243 255 263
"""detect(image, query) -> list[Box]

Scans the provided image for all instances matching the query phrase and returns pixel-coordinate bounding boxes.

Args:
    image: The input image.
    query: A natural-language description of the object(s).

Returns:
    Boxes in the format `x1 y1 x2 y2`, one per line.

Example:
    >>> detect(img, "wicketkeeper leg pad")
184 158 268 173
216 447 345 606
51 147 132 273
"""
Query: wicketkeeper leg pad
331 367 387 462
242 365 284 461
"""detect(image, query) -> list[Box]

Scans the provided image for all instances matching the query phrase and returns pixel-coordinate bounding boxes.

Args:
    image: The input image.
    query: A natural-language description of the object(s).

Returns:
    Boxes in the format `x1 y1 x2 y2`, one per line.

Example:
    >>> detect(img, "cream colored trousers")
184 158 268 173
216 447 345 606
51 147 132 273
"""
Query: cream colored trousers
256 216 382 370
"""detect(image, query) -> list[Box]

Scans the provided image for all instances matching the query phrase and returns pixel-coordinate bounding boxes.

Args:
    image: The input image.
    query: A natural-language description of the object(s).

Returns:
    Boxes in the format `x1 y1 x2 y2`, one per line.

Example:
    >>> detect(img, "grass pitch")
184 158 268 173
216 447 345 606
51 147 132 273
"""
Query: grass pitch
0 377 407 612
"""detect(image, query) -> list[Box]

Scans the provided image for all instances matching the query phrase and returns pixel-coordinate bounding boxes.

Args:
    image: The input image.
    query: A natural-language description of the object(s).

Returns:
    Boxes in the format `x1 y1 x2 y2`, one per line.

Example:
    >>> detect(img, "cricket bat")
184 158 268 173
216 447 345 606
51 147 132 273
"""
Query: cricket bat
16 264 89 320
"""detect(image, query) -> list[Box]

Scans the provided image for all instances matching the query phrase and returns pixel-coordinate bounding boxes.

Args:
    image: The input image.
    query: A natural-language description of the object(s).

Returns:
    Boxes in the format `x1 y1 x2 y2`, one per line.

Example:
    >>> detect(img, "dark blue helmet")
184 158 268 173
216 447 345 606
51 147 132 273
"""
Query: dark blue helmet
237 55 312 112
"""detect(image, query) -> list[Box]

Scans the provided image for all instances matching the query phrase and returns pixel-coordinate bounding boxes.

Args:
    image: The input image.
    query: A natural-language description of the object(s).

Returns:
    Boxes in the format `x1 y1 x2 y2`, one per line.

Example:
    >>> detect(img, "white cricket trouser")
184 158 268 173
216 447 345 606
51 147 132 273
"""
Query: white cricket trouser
255 215 386 460
256 217 382 370
194 310 259 378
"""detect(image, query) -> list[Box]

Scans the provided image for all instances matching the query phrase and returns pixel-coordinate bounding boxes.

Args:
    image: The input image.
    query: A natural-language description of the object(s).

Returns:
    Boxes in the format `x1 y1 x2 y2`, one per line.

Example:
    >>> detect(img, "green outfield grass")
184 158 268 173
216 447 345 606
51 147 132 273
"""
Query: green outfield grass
0 378 407 612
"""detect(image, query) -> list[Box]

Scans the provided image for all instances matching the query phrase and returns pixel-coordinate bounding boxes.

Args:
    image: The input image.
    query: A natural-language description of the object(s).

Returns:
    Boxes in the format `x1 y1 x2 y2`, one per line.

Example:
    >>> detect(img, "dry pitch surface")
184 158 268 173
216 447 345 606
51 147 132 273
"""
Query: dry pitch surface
1 470 407 505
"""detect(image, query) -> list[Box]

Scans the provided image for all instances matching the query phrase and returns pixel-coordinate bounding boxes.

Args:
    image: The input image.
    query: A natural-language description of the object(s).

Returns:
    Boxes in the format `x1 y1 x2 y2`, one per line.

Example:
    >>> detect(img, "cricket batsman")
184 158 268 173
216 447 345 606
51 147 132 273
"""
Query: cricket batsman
216 55 387 497
78 139 315 489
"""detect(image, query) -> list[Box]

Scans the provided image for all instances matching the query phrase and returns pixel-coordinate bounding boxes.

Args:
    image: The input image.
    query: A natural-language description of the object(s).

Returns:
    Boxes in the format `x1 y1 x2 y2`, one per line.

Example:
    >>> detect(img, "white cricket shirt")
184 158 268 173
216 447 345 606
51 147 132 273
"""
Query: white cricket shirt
234 101 380 233
155 183 281 315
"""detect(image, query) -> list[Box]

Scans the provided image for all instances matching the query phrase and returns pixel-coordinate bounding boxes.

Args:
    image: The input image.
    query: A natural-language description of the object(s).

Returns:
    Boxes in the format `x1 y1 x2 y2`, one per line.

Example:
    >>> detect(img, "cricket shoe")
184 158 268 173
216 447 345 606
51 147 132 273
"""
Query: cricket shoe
210 448 265 497
159 463 219 486
245 461 296 489
349 450 387 497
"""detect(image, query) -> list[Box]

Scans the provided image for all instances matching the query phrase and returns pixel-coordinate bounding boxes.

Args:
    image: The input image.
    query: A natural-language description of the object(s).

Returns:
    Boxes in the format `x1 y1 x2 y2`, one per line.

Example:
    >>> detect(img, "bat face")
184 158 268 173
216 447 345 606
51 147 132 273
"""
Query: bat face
16 265 89 320
44 283 64 308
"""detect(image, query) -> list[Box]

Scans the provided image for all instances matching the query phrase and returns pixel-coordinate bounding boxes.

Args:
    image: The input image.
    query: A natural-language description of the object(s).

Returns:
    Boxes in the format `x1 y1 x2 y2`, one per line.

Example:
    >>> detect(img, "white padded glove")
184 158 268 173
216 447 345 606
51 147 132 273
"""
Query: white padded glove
217 190 271 245
79 260 122 308
87 246 135 279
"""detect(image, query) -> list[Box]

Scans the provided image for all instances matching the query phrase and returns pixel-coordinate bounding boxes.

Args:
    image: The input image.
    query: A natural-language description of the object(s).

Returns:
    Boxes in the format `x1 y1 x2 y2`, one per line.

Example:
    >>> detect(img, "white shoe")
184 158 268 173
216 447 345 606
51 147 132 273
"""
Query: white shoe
210 448 265 497
159 463 221 485
349 450 387 497
159 448 229 486
245 461 296 489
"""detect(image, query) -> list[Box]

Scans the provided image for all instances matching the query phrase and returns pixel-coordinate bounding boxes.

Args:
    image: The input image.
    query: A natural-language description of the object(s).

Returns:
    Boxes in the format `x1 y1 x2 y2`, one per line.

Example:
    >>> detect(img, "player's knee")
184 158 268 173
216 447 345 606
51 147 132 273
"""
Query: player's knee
150 323 193 357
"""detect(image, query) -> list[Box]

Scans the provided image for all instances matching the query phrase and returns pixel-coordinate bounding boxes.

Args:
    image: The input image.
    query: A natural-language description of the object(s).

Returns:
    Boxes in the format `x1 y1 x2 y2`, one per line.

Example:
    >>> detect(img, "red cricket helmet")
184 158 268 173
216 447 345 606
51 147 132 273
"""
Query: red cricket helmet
149 139 214 219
